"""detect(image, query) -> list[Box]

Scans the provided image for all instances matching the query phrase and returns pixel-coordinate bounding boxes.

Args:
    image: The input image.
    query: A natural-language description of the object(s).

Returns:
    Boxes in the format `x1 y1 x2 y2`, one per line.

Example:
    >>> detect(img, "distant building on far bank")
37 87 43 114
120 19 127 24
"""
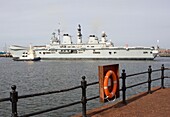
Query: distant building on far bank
0 51 12 57
158 48 170 57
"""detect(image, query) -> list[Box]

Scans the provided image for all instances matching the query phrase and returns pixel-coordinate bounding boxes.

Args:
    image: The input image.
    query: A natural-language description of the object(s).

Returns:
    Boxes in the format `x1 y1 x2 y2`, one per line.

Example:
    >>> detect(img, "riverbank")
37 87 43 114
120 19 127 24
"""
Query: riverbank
0 54 12 57
73 87 170 117
0 52 12 57
159 48 170 57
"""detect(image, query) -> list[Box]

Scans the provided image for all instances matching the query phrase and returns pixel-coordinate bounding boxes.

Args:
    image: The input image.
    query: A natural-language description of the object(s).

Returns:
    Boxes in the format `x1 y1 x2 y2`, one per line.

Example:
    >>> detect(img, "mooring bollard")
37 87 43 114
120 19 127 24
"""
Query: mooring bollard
81 76 87 117
148 66 152 94
122 69 127 104
10 85 18 117
161 64 165 89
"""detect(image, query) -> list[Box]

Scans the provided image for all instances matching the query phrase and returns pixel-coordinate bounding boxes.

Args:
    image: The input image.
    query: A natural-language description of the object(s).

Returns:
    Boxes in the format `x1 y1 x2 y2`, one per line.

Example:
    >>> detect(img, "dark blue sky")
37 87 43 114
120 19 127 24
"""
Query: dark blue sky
0 0 170 50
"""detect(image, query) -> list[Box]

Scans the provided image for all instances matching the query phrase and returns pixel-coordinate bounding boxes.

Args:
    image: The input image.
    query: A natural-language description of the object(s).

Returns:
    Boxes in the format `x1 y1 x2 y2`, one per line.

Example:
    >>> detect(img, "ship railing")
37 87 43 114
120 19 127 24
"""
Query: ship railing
0 64 170 117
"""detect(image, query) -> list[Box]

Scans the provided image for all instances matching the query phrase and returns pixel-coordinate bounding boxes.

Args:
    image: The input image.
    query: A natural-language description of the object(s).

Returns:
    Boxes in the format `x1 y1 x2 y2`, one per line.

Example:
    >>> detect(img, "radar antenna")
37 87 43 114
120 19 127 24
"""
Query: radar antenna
77 24 82 44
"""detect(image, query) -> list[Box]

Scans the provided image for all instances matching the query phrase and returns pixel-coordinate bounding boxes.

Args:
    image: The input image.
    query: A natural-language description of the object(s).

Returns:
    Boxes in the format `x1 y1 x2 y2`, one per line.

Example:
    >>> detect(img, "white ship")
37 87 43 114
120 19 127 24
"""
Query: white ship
10 25 158 60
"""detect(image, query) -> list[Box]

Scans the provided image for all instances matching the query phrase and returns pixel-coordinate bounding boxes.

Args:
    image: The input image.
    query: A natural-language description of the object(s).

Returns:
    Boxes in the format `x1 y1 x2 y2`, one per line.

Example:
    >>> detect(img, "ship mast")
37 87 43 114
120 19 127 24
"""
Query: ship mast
57 29 61 43
77 24 82 44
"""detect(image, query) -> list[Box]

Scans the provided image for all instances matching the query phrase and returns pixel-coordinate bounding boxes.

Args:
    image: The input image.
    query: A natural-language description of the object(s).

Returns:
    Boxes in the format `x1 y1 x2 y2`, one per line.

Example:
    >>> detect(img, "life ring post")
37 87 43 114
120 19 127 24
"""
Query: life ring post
98 64 120 103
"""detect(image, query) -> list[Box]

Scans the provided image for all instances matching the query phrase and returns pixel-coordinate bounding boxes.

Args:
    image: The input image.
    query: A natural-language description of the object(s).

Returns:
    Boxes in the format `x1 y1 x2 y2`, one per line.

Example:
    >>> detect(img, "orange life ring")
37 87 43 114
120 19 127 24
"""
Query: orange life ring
104 70 118 99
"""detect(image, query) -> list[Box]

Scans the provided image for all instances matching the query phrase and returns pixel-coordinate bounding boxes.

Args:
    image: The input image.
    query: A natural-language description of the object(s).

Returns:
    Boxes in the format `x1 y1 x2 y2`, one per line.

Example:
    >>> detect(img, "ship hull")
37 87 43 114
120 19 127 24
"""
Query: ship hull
13 57 41 61
35 47 157 60
10 45 158 60
40 57 154 60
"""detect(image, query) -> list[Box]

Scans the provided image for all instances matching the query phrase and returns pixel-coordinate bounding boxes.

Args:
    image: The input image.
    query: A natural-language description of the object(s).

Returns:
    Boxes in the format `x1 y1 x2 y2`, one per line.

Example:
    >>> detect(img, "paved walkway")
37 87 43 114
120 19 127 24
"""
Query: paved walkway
73 87 170 117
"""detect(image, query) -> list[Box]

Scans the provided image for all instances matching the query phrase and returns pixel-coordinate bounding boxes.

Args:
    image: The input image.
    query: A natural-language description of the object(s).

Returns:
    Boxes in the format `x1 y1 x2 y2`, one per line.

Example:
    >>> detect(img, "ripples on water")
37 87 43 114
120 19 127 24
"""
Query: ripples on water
0 57 170 116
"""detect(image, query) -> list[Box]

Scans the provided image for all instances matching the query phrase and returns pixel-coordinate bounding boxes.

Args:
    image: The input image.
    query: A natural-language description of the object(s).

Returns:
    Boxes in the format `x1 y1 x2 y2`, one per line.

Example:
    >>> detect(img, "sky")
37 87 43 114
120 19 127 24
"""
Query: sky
0 0 170 50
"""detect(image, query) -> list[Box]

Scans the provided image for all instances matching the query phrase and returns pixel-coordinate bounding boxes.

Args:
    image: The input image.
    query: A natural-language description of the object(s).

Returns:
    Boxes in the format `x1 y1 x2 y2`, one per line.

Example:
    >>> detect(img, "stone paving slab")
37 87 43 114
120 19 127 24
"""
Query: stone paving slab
73 87 170 117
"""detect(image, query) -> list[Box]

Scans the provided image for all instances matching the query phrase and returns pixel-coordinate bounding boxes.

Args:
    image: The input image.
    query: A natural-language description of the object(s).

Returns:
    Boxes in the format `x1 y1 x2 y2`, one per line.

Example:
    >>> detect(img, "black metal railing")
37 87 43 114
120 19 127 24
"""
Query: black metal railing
121 64 169 104
0 76 99 117
0 64 170 117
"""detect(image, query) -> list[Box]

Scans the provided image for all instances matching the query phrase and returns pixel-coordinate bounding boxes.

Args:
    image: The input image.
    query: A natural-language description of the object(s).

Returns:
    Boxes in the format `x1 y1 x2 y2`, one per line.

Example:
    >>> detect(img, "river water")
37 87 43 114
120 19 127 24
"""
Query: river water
0 57 170 117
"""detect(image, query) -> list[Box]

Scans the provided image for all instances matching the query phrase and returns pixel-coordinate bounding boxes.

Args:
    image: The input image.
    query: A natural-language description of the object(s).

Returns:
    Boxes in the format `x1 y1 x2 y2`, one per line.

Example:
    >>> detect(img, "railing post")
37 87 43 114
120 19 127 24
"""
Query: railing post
161 64 165 89
148 66 152 94
122 69 127 104
10 85 18 117
81 76 87 117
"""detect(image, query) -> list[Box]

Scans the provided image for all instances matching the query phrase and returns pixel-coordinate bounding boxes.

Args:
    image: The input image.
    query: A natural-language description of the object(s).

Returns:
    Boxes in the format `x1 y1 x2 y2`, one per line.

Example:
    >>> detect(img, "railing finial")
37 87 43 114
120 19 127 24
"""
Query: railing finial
82 76 86 80
11 85 16 91
122 69 125 73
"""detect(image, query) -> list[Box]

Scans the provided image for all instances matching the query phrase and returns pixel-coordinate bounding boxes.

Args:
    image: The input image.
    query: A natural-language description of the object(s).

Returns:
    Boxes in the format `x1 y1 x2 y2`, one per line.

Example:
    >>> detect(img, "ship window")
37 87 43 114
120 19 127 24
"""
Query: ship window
23 52 25 54
93 52 100 54
90 35 95 37
39 52 41 54
25 52 28 54
45 52 51 54
143 52 148 54
150 52 152 54
109 52 112 55
114 52 117 54
43 52 45 54
63 34 69 36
